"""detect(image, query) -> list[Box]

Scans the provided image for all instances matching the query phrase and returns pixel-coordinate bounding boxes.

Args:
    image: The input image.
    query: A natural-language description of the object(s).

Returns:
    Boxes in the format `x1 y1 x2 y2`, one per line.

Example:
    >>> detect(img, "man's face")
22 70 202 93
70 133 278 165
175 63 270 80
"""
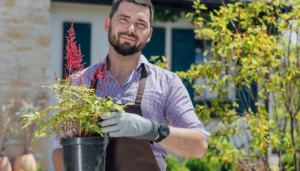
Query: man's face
105 1 153 56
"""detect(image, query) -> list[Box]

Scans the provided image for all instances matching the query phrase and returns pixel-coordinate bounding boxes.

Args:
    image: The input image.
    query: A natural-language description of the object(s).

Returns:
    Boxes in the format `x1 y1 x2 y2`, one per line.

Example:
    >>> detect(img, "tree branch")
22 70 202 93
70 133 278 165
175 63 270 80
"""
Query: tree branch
271 92 281 169
273 91 288 170
263 151 271 171
242 87 250 109
284 20 299 169
245 85 258 113
296 24 299 68
221 0 240 34
290 115 299 171
286 19 293 68
236 86 248 114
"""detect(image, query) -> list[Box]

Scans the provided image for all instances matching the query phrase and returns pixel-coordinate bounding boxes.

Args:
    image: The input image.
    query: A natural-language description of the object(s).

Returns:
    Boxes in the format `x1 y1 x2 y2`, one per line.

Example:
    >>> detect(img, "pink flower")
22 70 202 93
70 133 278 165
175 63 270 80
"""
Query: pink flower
54 72 58 81
91 60 108 89
64 20 85 78
62 19 108 88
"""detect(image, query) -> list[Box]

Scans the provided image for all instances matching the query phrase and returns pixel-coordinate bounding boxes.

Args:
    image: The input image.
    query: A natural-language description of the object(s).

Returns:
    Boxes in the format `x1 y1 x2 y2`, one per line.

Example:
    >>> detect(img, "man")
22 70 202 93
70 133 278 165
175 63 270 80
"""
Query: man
52 0 210 170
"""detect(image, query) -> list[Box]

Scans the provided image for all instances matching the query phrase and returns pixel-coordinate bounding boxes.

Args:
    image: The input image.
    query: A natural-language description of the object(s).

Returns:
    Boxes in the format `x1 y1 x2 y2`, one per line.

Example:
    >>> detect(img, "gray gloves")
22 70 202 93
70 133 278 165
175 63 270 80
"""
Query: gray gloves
100 112 159 141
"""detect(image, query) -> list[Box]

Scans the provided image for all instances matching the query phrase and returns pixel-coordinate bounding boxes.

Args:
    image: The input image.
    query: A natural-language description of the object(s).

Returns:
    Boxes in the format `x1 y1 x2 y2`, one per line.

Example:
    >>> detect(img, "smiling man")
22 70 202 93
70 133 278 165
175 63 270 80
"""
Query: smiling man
52 0 210 171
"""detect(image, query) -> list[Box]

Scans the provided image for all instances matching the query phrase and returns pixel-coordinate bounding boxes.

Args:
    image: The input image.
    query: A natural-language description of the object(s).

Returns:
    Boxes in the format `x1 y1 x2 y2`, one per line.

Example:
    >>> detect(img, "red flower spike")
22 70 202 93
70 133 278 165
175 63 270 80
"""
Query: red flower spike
54 72 58 81
64 69 69 80
78 75 83 85
90 60 109 90
102 62 107 81
74 44 85 74
63 19 109 89
91 66 101 88
64 19 85 79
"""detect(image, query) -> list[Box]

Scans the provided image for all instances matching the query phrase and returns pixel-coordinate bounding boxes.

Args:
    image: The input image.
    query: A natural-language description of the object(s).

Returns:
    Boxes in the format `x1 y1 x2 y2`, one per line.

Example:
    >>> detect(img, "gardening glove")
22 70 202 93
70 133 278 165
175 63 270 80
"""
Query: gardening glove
100 112 159 141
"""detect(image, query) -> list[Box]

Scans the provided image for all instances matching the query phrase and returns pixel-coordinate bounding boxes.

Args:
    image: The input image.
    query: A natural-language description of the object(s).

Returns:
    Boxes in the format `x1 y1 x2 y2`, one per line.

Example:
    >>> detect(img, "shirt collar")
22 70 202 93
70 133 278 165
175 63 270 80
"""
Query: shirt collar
136 54 151 70
102 54 151 71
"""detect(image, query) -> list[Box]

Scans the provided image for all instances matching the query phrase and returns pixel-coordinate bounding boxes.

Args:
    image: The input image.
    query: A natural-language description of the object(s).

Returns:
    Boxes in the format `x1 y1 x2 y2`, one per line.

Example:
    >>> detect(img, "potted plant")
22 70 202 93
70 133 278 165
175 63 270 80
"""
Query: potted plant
21 20 127 171
0 100 19 171
0 118 12 171
13 95 48 171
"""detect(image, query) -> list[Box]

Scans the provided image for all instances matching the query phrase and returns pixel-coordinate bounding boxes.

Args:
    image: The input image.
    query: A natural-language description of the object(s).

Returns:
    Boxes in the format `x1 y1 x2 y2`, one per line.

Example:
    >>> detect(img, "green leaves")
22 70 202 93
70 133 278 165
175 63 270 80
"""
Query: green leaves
21 77 127 143
105 100 113 108
149 56 170 69
180 0 300 169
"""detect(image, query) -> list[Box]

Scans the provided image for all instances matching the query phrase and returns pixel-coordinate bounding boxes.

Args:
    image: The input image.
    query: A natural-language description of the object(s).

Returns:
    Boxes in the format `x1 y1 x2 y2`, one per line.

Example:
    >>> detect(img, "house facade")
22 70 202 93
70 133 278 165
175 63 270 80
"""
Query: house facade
0 0 51 170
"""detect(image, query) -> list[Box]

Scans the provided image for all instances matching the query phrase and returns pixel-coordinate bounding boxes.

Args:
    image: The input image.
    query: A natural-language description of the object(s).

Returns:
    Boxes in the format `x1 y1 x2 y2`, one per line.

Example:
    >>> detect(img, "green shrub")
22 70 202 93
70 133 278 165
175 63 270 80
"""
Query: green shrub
166 155 189 171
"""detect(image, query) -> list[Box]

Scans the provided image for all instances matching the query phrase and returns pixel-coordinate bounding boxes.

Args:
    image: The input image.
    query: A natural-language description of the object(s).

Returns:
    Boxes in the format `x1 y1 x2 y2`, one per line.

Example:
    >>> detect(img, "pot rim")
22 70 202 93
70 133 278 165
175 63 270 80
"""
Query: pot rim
61 136 106 146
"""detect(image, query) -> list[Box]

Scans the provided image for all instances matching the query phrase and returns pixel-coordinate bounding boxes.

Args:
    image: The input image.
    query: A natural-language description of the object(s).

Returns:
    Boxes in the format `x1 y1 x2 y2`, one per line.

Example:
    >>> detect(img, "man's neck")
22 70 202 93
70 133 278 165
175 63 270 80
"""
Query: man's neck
107 48 140 86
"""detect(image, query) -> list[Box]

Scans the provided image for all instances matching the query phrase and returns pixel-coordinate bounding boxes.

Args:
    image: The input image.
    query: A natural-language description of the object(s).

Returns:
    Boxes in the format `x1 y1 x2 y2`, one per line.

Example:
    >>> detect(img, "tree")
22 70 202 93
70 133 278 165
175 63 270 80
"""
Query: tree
176 0 300 170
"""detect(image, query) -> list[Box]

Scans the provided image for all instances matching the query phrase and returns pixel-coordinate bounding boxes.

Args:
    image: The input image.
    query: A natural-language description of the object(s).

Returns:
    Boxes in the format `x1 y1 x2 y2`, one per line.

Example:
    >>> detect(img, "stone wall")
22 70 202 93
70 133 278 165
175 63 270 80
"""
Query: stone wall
0 0 51 170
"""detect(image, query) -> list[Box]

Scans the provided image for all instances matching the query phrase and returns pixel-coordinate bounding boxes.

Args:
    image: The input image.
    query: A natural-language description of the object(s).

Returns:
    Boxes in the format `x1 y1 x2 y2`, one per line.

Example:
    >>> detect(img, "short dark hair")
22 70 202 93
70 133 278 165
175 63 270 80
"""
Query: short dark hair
109 0 154 26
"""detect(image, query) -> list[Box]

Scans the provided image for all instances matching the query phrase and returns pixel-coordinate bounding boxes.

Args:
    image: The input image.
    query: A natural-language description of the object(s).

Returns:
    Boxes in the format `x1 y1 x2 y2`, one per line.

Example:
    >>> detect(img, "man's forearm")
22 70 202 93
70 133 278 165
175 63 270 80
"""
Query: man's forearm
52 148 64 171
158 126 208 158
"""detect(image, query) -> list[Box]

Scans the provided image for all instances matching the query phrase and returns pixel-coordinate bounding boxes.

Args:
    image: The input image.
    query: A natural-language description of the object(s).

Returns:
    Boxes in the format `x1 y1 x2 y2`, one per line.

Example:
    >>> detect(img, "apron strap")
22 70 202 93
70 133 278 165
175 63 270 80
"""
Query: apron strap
90 55 108 90
135 64 147 105
90 70 99 90
90 60 148 106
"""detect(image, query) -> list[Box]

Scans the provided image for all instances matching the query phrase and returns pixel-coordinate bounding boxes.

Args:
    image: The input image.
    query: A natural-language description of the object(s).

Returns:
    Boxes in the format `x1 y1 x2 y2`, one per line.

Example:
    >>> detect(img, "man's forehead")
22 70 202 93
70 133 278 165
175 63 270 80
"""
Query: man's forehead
116 1 150 19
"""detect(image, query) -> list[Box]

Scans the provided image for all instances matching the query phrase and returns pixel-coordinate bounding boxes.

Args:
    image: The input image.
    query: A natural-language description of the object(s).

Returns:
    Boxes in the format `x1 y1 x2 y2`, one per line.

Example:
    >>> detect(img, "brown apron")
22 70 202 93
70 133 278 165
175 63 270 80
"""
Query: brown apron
90 63 161 171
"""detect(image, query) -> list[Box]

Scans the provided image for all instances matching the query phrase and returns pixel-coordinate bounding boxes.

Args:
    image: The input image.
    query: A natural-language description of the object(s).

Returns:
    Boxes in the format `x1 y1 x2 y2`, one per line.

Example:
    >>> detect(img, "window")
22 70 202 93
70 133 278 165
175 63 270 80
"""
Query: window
142 27 166 62
171 28 196 103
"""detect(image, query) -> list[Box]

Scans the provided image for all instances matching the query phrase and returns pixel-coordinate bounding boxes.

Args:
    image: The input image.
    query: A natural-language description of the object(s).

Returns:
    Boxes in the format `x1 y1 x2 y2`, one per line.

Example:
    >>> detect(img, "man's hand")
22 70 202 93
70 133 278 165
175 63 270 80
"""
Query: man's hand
100 112 159 141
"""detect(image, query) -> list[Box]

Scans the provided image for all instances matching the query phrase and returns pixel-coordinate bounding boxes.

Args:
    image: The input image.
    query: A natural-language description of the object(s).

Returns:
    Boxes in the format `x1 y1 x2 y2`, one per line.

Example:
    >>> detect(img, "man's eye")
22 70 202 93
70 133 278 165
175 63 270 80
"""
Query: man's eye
120 18 127 22
137 23 146 28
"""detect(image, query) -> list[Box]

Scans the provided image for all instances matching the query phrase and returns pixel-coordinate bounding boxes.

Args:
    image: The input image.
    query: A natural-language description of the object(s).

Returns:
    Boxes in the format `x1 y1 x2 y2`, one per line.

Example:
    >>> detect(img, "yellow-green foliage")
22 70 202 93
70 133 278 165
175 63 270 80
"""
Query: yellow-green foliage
176 0 300 169
21 78 128 142
150 56 170 70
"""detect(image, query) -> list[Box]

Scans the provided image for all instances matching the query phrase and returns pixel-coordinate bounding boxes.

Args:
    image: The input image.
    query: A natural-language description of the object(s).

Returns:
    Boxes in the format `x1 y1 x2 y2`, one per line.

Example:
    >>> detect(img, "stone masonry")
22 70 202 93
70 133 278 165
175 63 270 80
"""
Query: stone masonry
0 0 51 170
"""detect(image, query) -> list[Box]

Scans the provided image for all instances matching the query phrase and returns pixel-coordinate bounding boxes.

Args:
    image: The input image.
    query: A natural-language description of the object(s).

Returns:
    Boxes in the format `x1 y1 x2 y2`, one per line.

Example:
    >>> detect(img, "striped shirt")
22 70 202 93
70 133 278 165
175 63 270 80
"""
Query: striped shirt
54 54 210 171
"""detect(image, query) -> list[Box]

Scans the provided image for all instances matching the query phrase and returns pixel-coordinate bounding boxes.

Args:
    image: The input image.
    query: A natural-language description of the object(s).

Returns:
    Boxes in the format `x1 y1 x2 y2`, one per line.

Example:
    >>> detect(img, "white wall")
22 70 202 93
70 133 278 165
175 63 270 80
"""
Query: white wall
50 2 112 79
153 15 195 67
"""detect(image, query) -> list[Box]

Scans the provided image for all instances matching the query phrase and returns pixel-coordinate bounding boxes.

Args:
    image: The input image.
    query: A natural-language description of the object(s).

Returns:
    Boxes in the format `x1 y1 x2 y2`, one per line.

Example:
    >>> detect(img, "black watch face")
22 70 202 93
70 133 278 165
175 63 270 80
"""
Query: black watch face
160 125 170 137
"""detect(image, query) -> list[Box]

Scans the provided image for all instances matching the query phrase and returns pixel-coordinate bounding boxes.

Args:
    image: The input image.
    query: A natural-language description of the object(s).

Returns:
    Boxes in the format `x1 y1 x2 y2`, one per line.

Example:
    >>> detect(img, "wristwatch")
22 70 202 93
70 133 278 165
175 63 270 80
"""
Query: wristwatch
154 123 170 143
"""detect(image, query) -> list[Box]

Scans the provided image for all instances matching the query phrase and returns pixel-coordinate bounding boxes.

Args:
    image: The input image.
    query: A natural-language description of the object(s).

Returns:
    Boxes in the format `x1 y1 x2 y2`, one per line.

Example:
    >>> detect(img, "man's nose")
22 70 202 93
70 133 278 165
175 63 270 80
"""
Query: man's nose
127 23 135 33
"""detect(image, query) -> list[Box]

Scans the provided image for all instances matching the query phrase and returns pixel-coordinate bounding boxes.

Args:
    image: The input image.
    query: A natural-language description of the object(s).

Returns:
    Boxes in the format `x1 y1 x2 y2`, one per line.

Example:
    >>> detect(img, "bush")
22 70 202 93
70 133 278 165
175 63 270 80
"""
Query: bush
180 0 300 170
166 138 238 171
160 0 300 170
166 155 189 171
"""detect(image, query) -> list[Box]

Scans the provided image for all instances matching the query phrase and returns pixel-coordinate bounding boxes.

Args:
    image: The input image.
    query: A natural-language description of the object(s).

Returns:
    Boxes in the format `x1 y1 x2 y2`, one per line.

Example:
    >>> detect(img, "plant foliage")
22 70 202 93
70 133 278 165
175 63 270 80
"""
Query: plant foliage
21 20 128 143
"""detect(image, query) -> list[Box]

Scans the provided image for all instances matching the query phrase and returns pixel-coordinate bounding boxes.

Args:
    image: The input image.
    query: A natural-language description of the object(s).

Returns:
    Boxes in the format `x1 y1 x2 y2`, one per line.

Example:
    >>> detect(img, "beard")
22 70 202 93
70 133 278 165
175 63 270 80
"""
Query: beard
108 26 147 56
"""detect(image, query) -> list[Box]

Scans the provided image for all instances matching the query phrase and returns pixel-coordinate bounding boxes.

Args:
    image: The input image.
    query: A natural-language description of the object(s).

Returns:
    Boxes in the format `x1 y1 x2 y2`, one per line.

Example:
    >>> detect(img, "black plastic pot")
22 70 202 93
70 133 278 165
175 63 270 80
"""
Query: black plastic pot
61 134 109 171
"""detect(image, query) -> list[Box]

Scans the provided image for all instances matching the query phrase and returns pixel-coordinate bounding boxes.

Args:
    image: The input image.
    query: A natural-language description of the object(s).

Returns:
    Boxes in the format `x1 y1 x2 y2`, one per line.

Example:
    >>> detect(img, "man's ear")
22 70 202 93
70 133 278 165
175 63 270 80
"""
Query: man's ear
147 27 153 43
104 17 110 32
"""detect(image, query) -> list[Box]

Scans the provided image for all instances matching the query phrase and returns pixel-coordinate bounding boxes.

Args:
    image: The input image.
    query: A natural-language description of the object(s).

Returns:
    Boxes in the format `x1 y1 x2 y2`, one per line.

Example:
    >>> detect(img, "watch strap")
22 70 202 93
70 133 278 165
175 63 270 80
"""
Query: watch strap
154 134 165 143
154 124 169 143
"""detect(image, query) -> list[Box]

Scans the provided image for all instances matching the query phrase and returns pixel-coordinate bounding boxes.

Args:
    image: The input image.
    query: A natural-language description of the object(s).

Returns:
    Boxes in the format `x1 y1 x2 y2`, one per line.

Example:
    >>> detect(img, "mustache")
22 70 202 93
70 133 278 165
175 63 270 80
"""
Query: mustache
119 32 138 40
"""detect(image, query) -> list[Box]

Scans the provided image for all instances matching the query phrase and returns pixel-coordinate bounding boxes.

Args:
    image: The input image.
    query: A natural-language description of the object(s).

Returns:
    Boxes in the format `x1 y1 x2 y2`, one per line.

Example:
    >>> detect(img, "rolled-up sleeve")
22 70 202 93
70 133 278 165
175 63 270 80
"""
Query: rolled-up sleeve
54 135 62 149
165 74 210 140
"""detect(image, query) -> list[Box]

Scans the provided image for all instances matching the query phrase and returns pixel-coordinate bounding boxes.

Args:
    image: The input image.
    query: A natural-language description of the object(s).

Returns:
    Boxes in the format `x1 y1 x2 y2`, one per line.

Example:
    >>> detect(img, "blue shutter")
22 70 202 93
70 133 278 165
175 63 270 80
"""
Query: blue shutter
236 82 258 115
142 27 166 62
171 28 196 103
